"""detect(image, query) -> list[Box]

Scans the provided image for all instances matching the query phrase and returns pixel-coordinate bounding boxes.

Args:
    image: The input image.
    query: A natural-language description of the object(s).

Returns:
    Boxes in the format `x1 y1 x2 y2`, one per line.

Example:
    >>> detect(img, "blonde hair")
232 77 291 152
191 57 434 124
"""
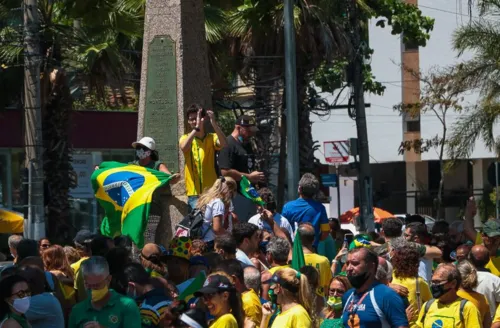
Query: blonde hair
457 260 478 290
196 177 237 210
277 268 316 325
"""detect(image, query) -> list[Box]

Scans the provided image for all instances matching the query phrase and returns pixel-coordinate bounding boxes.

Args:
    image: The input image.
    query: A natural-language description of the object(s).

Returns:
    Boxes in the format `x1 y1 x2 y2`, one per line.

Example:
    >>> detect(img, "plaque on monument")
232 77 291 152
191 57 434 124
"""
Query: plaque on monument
144 36 179 173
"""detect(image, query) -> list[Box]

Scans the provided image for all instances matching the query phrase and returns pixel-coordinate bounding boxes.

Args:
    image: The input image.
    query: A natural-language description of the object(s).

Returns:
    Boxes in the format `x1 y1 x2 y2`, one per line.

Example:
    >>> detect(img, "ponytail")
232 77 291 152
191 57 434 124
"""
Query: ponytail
277 268 317 325
298 272 313 314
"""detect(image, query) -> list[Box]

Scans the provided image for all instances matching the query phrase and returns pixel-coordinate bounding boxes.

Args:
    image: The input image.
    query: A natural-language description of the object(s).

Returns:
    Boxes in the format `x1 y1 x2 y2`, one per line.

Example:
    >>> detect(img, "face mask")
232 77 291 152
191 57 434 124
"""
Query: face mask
347 271 368 289
268 288 277 305
430 283 450 299
90 286 109 302
327 296 343 311
136 149 151 160
12 296 31 314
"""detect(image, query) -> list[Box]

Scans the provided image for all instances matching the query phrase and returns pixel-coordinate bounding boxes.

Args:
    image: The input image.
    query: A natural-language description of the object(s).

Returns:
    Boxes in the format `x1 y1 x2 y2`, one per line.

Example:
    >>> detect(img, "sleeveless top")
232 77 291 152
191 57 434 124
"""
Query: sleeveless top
0 313 30 328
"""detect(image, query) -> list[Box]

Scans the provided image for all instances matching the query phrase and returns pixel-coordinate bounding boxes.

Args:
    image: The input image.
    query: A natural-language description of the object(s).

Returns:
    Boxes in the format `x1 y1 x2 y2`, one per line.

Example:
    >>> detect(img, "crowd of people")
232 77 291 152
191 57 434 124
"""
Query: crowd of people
3 110 500 327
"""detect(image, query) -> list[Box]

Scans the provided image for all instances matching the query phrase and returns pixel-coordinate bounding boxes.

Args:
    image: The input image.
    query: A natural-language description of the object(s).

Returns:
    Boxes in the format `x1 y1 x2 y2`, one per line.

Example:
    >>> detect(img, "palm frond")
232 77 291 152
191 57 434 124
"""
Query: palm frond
204 3 227 44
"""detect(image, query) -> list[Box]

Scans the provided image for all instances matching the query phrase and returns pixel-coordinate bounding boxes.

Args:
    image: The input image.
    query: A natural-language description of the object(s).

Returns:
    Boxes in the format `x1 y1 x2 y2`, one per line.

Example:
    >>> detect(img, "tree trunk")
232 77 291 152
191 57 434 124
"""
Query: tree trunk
277 94 287 211
436 126 447 219
296 74 316 174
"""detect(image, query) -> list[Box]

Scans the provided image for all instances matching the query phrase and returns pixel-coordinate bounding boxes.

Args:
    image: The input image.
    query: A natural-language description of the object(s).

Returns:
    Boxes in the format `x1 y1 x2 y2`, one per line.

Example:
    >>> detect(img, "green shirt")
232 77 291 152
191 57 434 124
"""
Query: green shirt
68 290 141 328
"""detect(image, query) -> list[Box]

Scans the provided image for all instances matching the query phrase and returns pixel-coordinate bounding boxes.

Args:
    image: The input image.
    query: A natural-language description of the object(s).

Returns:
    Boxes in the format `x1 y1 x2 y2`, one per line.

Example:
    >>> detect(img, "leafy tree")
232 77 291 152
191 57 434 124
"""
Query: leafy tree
395 66 467 218
447 0 500 159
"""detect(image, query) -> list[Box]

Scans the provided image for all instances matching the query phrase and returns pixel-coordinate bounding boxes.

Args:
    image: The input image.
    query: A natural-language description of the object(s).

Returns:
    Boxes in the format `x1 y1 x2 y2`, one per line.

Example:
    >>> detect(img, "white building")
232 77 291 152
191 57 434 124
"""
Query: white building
312 0 498 221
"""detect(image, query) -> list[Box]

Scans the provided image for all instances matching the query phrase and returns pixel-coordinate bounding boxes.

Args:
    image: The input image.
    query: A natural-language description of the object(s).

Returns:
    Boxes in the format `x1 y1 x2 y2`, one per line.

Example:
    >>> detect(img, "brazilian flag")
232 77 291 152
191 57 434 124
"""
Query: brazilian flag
91 161 173 248
239 176 265 205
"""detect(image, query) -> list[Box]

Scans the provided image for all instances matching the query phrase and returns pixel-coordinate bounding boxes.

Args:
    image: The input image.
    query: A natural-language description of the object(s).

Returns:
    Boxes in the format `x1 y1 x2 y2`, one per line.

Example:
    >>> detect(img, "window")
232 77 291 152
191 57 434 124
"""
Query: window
406 120 421 132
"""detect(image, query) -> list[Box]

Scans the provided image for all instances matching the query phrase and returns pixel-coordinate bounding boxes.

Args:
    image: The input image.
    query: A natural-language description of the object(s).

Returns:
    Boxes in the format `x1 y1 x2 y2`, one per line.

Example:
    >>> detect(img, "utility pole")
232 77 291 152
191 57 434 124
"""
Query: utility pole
348 0 374 231
24 0 45 239
284 0 300 201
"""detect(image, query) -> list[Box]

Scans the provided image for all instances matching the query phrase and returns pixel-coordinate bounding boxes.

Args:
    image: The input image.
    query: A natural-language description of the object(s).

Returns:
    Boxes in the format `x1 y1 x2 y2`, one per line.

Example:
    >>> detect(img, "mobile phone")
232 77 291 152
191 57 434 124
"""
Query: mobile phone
344 233 354 246
200 108 207 117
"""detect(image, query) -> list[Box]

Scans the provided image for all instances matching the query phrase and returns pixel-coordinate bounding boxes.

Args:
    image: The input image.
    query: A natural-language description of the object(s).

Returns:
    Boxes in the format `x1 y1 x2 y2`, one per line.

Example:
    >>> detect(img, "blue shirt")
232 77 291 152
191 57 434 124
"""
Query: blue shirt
342 282 408 328
281 198 329 246
317 234 337 263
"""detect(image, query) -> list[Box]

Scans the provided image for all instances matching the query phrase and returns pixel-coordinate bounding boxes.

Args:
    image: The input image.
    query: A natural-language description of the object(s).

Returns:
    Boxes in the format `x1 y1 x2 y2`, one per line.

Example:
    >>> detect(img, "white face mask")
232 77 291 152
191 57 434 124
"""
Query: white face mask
12 296 31 314
136 149 151 160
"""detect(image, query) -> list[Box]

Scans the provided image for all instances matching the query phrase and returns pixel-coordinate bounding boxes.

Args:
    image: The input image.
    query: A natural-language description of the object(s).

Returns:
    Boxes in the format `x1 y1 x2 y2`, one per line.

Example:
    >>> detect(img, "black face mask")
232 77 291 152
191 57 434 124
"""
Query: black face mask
348 271 369 289
430 283 450 298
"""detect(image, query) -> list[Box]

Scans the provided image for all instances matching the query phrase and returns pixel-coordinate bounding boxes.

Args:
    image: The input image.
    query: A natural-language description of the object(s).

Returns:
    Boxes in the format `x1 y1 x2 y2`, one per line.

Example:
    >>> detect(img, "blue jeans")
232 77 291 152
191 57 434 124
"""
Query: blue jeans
188 196 199 212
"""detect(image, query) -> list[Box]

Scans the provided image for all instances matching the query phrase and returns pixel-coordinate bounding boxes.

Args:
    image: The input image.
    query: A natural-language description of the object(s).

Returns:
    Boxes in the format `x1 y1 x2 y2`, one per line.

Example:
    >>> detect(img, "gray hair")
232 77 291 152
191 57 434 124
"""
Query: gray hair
457 260 478 290
244 266 261 293
298 173 319 198
8 235 23 249
267 237 290 263
81 256 109 277
376 261 388 282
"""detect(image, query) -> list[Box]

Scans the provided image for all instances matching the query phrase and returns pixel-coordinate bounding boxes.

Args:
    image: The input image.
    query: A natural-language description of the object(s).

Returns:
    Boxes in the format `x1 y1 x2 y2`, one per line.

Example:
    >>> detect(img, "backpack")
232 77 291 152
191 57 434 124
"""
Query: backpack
420 298 468 324
174 209 209 239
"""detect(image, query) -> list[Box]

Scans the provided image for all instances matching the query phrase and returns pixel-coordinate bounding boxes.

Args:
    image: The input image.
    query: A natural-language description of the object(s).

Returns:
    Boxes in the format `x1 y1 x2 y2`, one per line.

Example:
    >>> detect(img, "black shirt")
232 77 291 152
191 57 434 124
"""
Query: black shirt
218 135 255 174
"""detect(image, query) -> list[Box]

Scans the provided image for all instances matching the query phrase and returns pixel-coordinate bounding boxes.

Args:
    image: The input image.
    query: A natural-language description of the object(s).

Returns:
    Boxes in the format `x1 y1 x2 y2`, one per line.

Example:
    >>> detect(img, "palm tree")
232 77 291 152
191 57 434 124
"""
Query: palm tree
447 0 500 159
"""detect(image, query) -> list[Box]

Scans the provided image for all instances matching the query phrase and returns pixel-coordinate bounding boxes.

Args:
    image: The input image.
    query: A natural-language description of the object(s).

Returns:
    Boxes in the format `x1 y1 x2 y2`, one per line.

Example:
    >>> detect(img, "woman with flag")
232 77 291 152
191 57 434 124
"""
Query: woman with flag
131 136 181 183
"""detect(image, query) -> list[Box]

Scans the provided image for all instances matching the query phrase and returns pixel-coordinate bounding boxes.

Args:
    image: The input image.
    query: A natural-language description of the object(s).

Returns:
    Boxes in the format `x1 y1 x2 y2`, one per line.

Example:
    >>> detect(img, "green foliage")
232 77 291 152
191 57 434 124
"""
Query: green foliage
214 109 236 136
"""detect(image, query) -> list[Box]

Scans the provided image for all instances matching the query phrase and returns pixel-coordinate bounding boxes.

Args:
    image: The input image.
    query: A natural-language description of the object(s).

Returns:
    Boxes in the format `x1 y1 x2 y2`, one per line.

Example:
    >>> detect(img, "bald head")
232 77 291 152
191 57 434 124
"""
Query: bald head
298 223 316 247
470 245 490 269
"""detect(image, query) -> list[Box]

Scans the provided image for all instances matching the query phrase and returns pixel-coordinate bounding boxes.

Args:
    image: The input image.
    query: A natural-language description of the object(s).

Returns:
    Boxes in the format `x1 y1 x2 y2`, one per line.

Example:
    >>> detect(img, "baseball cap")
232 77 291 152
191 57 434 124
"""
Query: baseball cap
262 273 299 293
236 115 258 131
73 230 94 245
482 219 500 237
194 274 234 296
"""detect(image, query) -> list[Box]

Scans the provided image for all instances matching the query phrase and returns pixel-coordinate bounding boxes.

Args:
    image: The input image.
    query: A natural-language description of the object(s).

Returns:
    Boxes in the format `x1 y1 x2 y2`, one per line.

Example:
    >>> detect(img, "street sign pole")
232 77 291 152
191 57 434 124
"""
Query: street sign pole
336 164 341 219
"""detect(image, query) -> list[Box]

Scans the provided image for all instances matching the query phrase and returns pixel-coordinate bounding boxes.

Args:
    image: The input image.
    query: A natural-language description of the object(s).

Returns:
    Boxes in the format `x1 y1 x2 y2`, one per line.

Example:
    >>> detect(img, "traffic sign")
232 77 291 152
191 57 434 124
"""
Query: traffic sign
321 174 338 187
324 140 350 163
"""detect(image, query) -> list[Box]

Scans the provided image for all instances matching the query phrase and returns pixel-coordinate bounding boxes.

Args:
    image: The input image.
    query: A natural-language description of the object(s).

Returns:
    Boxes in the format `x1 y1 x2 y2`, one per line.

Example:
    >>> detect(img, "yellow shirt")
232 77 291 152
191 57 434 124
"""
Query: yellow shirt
457 289 490 320
271 304 311 328
392 275 432 328
417 298 482 328
493 303 500 323
209 313 238 328
475 232 500 276
71 257 88 290
242 289 262 326
269 264 290 275
70 256 88 273
304 253 332 297
179 133 221 196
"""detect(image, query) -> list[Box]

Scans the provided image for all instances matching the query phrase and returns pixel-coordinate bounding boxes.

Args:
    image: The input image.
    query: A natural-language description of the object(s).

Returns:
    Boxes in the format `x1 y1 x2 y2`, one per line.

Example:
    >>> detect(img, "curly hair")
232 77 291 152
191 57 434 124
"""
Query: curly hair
392 246 420 278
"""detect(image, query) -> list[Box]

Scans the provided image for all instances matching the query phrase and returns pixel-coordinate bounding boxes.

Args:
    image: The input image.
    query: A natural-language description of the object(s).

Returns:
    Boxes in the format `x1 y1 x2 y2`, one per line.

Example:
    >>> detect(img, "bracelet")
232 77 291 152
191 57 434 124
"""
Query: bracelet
332 259 339 264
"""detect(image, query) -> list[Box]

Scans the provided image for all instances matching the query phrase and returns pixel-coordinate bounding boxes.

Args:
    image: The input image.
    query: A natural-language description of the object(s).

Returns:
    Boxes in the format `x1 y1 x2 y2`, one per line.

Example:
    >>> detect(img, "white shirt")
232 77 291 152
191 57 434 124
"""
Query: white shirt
201 198 233 242
236 248 255 267
418 258 433 283
475 270 500 317
248 212 294 240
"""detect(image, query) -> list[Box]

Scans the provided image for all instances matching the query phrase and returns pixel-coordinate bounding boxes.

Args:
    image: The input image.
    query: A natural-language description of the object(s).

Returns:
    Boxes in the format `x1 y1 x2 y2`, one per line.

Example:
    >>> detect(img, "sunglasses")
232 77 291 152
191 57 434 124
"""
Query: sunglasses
41 244 50 248
136 146 150 151
11 289 31 298
202 292 220 301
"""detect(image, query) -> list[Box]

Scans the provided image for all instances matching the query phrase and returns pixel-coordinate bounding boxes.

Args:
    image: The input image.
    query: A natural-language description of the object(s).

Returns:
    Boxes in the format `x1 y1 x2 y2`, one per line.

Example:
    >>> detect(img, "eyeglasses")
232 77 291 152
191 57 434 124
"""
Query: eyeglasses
84 276 110 290
11 289 31 298
40 244 50 248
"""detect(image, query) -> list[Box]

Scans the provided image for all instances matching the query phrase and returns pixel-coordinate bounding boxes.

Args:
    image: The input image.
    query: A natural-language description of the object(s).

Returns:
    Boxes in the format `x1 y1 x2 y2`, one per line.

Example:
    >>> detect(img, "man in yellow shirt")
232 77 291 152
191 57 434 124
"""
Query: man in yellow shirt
71 230 93 302
299 223 331 297
492 304 500 328
417 263 482 328
179 104 227 211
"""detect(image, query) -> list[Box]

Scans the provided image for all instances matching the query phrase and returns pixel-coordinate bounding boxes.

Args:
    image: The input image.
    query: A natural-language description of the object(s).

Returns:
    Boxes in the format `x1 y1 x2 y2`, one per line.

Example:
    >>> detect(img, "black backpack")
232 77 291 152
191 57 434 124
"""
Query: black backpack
174 209 209 239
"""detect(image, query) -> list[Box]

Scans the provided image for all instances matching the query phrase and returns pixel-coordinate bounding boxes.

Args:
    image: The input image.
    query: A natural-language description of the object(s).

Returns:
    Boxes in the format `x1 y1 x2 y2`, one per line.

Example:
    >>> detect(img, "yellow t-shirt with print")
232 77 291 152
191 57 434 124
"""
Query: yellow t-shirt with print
209 313 238 328
493 303 500 323
475 232 500 276
391 275 432 328
457 289 490 320
271 304 311 328
417 298 482 328
304 253 331 297
269 264 290 275
242 289 262 326
179 133 221 196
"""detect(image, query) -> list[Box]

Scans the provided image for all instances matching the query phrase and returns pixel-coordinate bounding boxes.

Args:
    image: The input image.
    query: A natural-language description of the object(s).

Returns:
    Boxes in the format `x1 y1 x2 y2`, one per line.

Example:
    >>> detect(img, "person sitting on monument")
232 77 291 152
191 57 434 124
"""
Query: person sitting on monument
131 136 180 183
218 114 265 221
179 104 228 211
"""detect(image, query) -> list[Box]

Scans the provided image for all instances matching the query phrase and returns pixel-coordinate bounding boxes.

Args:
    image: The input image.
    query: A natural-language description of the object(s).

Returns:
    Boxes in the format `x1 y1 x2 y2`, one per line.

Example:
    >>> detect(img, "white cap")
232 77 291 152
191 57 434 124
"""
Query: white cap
132 137 156 151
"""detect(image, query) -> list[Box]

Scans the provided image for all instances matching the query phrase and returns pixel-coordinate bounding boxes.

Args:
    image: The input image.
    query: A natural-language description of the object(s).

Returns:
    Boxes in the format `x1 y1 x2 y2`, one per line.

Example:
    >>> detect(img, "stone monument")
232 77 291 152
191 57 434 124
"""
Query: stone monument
137 0 212 246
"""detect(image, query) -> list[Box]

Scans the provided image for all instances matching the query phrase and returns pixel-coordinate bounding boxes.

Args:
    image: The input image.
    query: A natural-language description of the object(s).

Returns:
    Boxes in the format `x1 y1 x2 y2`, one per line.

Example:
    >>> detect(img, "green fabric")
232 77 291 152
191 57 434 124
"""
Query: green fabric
3 312 30 328
318 234 337 263
291 230 305 271
239 176 265 205
131 160 162 171
68 290 141 328
320 318 344 328
178 271 206 301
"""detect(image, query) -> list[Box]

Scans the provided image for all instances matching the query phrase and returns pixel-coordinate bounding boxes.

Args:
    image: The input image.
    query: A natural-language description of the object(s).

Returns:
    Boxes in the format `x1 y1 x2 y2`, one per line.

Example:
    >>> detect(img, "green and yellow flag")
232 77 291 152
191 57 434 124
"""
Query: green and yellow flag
91 161 173 247
291 230 305 271
239 176 265 205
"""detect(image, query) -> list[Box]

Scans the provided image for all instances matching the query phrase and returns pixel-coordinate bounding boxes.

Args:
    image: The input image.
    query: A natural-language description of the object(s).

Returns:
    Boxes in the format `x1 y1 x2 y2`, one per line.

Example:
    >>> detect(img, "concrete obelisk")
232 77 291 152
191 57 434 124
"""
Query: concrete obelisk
137 0 212 246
